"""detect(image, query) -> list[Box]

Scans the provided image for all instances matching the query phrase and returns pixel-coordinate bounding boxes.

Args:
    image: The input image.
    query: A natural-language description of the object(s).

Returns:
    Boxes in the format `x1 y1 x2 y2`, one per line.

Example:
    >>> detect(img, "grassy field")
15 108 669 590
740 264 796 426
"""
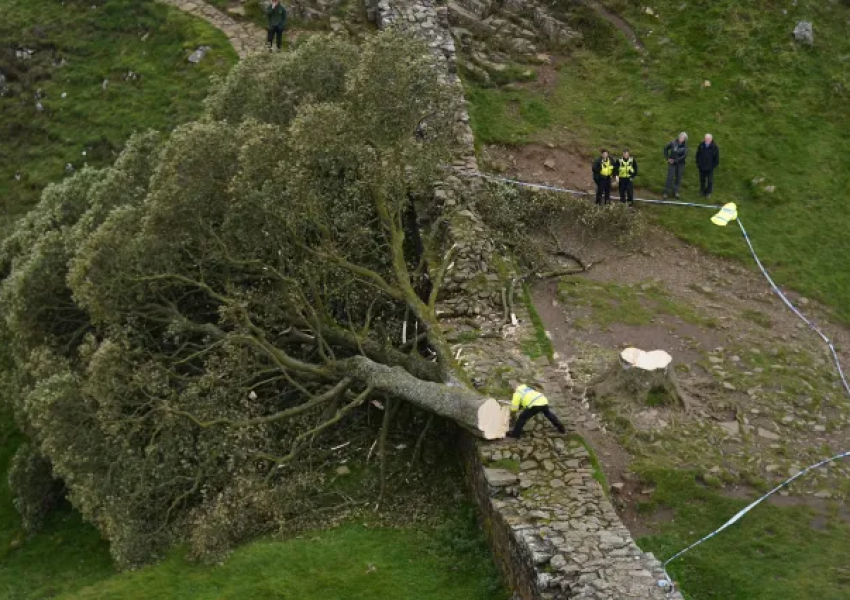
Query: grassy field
467 0 850 321
636 468 850 600
0 0 237 234
64 514 505 600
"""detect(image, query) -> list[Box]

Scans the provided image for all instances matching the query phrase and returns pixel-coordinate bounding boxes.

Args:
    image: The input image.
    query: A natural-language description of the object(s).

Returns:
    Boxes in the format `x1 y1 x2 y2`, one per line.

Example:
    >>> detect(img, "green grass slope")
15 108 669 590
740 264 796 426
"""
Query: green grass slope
64 515 506 600
0 0 237 233
467 0 850 320
636 468 850 600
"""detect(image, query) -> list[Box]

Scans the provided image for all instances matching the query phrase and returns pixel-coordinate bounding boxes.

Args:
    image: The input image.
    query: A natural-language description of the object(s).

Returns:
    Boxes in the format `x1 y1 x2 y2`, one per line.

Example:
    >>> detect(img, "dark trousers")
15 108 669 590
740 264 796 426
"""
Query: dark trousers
699 169 714 196
595 178 611 205
665 163 685 196
267 25 284 49
619 178 634 205
509 406 566 438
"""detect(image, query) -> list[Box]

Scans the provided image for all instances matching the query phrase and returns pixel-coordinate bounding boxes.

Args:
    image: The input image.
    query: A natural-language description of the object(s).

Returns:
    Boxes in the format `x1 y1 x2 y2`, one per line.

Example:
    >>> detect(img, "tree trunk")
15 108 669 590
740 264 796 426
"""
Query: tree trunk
342 355 510 439
587 347 687 409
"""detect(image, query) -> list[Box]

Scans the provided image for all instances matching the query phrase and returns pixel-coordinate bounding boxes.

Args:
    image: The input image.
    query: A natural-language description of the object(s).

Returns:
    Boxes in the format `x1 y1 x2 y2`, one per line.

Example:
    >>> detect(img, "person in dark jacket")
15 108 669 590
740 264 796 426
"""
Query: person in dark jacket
592 149 615 205
614 148 638 206
663 132 688 199
266 0 287 51
695 133 720 198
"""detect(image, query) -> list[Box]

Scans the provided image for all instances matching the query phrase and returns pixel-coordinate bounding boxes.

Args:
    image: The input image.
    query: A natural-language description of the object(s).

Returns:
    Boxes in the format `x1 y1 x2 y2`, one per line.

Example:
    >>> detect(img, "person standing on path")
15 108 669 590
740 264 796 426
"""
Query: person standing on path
696 133 720 198
266 0 287 52
506 383 566 439
592 149 614 205
663 132 688 199
614 148 638 206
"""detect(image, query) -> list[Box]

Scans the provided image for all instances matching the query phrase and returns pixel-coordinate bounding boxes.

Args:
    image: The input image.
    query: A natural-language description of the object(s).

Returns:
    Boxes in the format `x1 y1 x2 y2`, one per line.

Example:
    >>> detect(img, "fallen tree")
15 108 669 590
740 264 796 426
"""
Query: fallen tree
0 31 506 567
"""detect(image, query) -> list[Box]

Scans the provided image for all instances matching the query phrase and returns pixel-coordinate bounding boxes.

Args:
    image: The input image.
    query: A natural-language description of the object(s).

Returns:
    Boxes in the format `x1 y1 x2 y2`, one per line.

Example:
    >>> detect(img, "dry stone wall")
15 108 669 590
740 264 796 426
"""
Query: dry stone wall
370 2 684 597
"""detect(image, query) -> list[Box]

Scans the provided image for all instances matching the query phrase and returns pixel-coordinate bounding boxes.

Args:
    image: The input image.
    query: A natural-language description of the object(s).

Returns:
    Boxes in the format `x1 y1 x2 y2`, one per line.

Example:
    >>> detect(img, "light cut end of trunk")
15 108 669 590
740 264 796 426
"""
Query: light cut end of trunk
477 398 511 439
620 347 672 371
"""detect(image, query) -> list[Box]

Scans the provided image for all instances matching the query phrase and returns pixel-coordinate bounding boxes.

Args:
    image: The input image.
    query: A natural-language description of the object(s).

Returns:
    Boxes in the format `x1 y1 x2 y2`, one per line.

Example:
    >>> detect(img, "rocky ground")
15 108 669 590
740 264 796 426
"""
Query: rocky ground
527 206 850 524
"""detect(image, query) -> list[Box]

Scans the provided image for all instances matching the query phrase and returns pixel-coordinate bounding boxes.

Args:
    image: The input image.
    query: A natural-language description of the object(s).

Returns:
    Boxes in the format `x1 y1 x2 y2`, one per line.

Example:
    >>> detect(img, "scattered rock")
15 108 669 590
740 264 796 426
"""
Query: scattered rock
102 79 109 90
722 381 736 391
793 21 814 46
550 554 566 570
763 185 776 193
543 157 556 170
610 482 625 494
35 102 44 112
15 47 35 60
484 468 518 487
335 465 350 476
799 297 810 306
644 7 655 16
757 427 780 440
188 46 212 64
703 80 711 88
702 473 723 488
65 163 75 174
717 421 740 436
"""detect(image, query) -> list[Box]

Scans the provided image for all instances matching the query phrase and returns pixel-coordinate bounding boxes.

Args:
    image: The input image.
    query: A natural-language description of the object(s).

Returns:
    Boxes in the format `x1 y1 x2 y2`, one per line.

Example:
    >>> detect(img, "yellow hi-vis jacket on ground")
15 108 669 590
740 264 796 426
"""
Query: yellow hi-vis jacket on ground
711 202 738 226
511 384 549 413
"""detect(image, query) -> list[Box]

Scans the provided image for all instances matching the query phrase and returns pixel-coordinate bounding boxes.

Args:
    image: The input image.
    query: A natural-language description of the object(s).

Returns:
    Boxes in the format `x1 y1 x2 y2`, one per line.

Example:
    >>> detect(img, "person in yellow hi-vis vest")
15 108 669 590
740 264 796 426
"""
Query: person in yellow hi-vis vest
592 149 615 205
506 383 566 439
614 148 639 207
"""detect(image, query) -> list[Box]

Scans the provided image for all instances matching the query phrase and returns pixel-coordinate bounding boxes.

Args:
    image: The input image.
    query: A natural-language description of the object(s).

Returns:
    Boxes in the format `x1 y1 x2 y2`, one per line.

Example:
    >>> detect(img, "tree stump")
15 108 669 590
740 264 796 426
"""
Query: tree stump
587 347 688 409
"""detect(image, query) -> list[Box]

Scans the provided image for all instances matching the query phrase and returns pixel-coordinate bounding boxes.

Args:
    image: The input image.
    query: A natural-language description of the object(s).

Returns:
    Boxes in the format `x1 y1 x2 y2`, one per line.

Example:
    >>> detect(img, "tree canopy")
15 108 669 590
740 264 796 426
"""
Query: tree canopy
0 31 506 567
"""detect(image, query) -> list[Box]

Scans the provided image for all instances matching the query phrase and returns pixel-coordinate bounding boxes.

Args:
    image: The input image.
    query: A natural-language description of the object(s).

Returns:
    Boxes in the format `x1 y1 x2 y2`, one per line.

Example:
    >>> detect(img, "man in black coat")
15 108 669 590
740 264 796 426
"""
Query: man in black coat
614 148 638 206
663 132 688 199
591 149 614 205
695 133 720 198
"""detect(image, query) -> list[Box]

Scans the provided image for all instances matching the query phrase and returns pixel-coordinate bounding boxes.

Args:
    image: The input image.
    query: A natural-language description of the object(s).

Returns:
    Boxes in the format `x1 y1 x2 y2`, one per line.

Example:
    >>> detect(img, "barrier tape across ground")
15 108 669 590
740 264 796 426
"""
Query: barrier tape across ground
476 172 850 594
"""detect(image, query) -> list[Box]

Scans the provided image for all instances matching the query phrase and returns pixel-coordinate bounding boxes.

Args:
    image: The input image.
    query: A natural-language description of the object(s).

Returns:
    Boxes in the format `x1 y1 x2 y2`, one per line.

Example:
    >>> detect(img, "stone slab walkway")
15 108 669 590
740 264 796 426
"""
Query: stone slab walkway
157 0 266 59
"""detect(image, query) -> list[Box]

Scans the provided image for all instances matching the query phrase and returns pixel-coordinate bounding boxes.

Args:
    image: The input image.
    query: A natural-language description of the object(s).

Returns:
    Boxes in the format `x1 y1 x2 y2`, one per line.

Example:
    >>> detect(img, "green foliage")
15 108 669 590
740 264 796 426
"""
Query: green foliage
7 444 62 534
636 467 850 600
0 0 237 236
466 0 850 321
0 31 459 568
0 408 115 600
477 183 643 270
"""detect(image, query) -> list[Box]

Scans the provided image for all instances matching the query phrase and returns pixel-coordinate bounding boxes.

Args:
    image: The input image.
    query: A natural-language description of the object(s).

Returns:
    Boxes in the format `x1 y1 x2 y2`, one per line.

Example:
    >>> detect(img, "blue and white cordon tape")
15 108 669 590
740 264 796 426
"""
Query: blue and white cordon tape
476 172 850 594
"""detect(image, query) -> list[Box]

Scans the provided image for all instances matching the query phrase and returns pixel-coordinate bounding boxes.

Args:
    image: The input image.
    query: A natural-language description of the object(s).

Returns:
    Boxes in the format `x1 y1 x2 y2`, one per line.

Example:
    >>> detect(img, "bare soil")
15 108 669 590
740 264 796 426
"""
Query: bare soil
483 143 594 192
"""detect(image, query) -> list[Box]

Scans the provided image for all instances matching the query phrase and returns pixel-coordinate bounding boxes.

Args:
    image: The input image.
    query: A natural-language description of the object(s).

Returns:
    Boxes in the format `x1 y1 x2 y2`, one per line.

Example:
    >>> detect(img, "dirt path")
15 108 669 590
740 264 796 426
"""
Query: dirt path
582 0 644 52
157 0 266 58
